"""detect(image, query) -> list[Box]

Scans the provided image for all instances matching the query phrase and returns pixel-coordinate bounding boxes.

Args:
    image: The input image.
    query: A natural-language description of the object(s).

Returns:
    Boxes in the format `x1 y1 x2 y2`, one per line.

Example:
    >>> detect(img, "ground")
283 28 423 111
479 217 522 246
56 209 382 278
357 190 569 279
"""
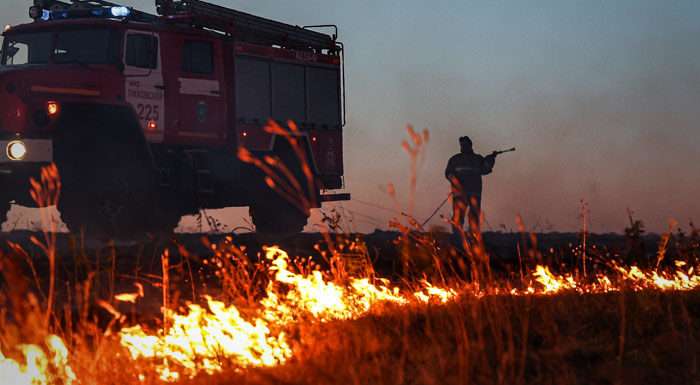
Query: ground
194 291 700 385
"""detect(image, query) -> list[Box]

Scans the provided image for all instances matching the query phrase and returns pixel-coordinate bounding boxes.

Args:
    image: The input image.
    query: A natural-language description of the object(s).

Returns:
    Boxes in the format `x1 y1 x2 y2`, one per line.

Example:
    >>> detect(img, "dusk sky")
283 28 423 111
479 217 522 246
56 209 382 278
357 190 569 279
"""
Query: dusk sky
2 0 699 233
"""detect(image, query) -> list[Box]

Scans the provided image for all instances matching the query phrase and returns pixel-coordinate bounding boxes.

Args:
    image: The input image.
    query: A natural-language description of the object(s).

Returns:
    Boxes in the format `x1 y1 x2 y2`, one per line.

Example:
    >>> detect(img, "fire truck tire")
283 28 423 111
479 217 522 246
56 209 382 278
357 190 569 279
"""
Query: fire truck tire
151 193 186 236
59 179 155 239
61 193 184 240
53 103 164 239
248 144 315 234
249 200 308 234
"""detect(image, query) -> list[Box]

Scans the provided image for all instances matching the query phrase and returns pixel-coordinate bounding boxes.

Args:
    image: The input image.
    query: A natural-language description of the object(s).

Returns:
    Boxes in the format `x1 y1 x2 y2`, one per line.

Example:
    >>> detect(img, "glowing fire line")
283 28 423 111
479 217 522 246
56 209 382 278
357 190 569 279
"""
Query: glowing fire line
116 247 700 381
118 247 454 381
3 245 700 384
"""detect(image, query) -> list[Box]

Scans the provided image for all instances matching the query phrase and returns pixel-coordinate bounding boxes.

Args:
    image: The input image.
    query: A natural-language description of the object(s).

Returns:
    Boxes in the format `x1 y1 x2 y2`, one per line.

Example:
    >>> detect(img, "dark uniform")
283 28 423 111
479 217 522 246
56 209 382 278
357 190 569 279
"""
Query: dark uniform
445 136 496 236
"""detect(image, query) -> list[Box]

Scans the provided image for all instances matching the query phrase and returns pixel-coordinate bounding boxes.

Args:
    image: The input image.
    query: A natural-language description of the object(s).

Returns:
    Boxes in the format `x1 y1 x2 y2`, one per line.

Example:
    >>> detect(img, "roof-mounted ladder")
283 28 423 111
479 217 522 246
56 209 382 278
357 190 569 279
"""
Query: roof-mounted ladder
156 0 338 52
30 0 339 53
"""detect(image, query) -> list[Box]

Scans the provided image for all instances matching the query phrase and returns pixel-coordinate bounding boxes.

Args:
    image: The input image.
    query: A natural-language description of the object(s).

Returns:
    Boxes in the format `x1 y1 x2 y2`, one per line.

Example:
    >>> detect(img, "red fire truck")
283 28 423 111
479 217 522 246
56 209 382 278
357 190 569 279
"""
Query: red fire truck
0 0 349 237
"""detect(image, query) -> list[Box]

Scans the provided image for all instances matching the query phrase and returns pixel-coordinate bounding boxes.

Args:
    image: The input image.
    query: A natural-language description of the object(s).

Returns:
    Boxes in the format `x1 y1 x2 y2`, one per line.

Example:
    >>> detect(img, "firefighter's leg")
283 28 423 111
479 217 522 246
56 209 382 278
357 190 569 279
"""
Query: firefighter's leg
467 194 482 235
451 196 467 237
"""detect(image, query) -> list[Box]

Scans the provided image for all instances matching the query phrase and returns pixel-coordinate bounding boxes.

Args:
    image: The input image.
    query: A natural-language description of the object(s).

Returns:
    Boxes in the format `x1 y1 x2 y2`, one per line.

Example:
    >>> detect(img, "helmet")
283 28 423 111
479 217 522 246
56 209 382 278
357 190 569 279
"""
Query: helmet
459 136 472 147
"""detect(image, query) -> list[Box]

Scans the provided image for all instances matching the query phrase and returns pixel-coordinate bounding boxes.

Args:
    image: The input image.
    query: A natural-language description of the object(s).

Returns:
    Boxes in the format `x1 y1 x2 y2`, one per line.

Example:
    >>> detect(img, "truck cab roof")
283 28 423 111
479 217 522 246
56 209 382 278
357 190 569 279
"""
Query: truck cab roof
16 0 339 53
5 18 220 39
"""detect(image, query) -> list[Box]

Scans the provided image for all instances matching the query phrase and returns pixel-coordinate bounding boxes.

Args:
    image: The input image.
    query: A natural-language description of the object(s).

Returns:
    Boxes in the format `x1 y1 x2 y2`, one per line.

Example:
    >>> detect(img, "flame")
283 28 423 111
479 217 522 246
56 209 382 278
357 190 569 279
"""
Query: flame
114 293 140 304
524 263 700 295
615 264 700 291
116 247 700 381
119 247 470 380
261 246 409 322
414 280 459 304
120 298 292 381
532 265 577 293
0 335 75 385
115 283 145 304
2 245 699 383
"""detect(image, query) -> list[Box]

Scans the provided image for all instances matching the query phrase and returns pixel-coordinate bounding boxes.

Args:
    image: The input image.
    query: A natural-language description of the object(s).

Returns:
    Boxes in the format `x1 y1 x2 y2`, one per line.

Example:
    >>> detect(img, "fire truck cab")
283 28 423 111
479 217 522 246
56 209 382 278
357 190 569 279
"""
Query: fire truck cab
0 0 348 237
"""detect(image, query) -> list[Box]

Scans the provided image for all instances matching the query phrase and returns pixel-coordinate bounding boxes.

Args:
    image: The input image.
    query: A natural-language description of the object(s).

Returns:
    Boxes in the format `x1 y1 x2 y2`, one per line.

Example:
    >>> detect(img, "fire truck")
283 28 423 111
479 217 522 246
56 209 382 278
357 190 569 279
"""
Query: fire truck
0 0 349 237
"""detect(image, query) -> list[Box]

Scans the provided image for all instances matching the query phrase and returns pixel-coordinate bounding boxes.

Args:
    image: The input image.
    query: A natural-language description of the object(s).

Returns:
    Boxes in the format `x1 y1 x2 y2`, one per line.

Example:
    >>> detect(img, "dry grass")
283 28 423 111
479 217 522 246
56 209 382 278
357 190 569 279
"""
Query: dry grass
2 126 699 385
1 227 700 385
180 290 700 385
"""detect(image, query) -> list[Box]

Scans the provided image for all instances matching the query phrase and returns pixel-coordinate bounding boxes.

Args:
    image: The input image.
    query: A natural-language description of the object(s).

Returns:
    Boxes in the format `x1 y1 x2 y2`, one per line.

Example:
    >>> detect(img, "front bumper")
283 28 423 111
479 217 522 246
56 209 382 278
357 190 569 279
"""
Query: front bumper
0 162 52 206
0 137 54 206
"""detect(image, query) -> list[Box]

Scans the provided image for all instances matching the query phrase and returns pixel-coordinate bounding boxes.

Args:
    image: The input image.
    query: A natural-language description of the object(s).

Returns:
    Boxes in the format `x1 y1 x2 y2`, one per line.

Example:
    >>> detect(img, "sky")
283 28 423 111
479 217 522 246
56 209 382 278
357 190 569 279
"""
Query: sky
2 0 699 234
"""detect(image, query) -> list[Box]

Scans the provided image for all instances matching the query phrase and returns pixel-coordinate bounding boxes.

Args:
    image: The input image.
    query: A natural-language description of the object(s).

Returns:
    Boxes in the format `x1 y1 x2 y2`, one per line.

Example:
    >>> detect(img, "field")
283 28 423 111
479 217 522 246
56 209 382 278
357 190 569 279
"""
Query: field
1 127 698 384
1 226 699 385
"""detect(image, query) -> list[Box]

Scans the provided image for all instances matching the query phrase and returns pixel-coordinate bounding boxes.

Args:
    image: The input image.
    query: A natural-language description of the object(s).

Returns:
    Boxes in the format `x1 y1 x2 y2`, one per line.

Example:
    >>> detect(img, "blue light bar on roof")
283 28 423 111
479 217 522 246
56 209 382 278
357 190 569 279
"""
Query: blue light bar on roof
33 6 132 21
50 10 70 20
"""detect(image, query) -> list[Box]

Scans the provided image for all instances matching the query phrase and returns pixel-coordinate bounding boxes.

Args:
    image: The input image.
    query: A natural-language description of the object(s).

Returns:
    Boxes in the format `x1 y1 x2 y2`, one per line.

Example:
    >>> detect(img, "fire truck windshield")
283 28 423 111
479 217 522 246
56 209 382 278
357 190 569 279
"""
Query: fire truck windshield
2 29 120 66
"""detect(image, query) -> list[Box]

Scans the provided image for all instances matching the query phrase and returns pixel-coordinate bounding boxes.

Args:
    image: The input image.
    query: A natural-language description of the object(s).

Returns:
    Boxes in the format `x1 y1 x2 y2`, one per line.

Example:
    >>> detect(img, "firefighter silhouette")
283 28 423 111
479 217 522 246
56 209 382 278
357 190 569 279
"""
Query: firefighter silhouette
444 136 496 237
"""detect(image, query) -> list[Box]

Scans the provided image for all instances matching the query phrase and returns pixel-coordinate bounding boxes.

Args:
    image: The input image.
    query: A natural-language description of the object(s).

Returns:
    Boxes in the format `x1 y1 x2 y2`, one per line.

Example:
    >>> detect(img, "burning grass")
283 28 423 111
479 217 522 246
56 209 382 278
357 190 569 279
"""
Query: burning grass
190 290 700 385
2 126 700 384
1 229 700 385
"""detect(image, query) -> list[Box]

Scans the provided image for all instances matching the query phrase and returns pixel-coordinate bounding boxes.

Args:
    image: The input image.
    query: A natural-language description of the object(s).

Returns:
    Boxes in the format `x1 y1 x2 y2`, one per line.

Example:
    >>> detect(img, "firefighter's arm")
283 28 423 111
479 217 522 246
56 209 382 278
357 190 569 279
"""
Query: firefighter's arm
445 157 456 180
482 153 496 175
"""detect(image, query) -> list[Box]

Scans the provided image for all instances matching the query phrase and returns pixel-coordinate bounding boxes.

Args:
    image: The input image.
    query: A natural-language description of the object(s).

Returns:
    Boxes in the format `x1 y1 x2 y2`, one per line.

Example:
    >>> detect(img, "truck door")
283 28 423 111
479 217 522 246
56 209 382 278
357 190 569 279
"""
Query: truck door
123 30 165 143
176 38 226 143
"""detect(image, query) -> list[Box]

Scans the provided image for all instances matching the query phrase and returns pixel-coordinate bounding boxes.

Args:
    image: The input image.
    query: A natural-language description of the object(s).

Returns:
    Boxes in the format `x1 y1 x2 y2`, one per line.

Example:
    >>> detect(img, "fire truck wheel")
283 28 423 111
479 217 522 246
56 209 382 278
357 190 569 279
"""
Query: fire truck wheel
59 169 186 239
150 193 185 237
59 173 157 240
248 145 315 234
54 103 162 240
249 200 309 234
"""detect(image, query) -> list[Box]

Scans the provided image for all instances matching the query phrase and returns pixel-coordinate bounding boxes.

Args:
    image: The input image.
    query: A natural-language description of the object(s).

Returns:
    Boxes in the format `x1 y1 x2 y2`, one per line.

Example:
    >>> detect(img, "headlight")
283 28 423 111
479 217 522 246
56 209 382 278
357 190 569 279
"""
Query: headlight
7 140 27 161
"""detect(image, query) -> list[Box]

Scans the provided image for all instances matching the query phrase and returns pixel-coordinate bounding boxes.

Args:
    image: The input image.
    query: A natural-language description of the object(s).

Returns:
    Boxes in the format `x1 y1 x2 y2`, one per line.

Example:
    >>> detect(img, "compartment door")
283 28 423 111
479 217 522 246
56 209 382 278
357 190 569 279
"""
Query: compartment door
176 39 226 144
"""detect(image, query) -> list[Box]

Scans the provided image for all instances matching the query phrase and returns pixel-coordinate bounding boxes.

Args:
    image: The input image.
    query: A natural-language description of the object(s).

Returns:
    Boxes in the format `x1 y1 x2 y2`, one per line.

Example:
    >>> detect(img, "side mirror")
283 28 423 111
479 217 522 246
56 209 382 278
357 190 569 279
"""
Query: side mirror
5 46 19 60
115 61 125 73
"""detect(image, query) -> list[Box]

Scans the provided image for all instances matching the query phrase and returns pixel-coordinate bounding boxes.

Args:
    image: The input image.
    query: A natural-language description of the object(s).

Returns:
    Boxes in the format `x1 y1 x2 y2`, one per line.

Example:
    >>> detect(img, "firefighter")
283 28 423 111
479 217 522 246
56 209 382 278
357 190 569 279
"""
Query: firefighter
445 136 496 237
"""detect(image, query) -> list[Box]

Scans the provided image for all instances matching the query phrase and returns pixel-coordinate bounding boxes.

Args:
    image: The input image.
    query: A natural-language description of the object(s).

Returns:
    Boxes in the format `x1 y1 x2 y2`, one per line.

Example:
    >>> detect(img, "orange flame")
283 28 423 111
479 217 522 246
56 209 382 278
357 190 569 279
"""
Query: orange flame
0 336 75 385
120 297 292 381
115 283 145 304
118 247 458 380
3 245 700 383
521 263 700 295
115 246 700 381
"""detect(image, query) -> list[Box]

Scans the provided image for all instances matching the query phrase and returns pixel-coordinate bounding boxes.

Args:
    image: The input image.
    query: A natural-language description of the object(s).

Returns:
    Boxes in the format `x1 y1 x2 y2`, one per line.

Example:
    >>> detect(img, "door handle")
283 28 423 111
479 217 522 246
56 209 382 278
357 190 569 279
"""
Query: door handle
210 90 221 95
154 85 165 90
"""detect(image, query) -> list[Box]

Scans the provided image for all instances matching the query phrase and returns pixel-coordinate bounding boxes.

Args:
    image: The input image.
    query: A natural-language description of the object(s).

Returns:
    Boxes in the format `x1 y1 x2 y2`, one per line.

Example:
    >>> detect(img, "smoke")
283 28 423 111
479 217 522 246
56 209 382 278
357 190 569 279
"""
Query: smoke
341 32 700 234
2 0 699 234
